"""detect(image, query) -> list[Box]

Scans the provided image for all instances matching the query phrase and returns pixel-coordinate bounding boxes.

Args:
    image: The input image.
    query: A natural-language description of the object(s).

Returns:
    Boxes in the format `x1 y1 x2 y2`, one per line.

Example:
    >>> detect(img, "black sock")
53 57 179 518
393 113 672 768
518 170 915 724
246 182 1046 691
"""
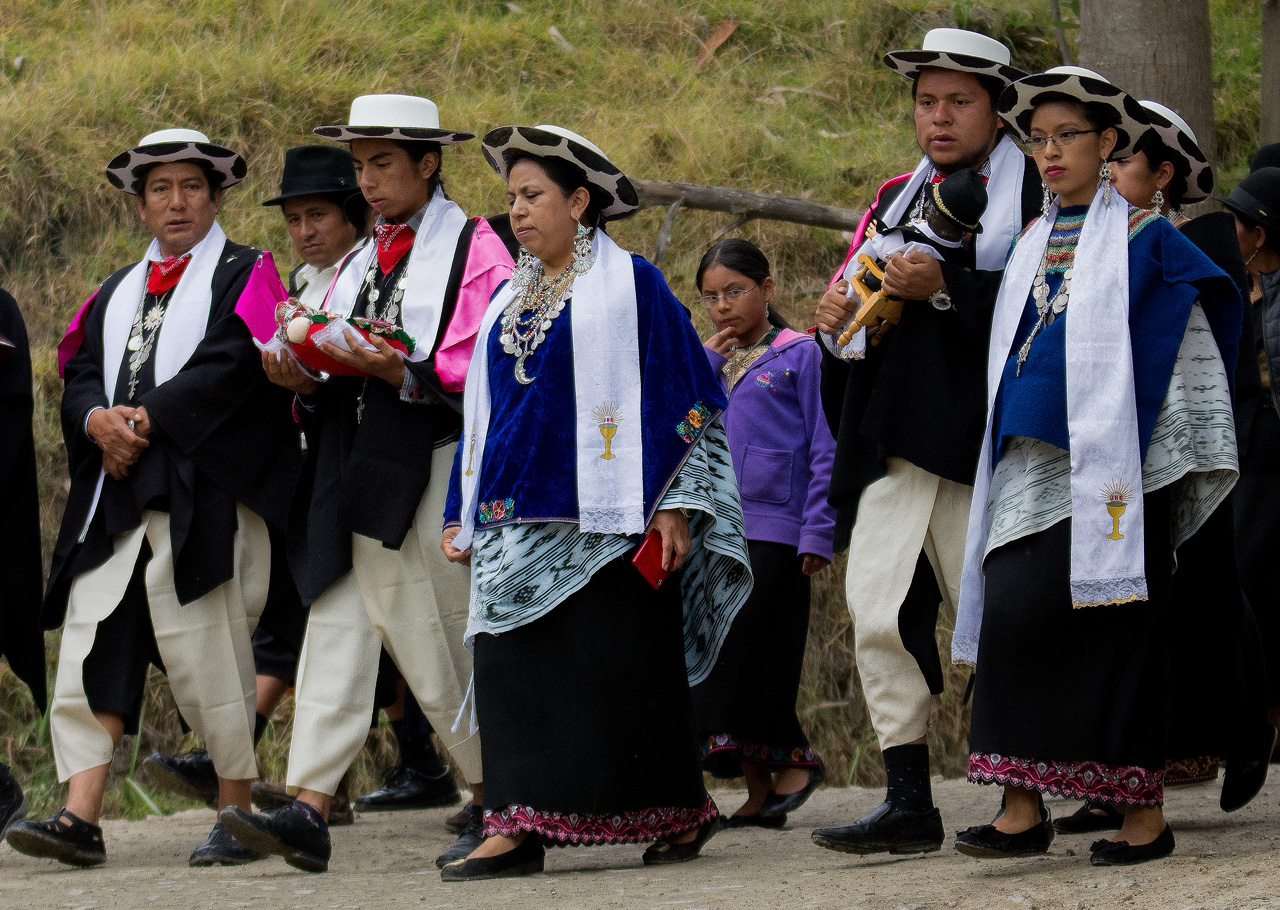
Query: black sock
253 712 270 745
399 734 440 772
883 744 933 811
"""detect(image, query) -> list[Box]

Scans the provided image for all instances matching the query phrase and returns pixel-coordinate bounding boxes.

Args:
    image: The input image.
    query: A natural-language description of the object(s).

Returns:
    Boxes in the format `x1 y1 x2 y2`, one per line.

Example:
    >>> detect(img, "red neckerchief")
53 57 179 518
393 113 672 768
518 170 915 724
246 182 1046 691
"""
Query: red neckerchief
374 222 415 275
147 254 192 295
931 170 990 186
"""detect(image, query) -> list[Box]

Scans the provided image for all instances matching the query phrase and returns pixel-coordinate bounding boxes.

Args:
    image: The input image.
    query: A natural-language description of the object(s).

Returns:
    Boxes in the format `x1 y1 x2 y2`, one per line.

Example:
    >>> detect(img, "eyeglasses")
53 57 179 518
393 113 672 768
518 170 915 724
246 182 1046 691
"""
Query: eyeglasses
698 286 758 307
1026 129 1099 152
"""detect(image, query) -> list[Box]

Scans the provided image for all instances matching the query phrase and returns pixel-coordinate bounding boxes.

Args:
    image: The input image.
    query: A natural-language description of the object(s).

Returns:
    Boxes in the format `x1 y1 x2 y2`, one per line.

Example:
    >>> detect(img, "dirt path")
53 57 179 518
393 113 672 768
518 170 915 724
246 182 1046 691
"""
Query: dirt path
2 776 1278 910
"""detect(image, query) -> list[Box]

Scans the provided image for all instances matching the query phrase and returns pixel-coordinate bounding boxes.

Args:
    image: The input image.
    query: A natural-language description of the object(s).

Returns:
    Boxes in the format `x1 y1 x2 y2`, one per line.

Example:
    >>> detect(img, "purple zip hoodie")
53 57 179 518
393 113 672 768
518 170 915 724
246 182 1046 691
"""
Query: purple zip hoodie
706 328 837 561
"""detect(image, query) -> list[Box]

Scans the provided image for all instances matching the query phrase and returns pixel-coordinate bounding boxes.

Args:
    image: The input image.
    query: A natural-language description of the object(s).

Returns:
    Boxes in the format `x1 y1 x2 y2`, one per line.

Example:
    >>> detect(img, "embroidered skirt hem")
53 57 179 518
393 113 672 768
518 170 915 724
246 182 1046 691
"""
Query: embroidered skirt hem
484 797 717 846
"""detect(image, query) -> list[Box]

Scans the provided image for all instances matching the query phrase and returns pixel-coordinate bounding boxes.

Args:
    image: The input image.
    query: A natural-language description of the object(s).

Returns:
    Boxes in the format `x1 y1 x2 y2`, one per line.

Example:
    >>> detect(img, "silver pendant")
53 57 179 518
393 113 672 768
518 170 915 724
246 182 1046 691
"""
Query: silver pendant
127 335 142 351
514 355 534 385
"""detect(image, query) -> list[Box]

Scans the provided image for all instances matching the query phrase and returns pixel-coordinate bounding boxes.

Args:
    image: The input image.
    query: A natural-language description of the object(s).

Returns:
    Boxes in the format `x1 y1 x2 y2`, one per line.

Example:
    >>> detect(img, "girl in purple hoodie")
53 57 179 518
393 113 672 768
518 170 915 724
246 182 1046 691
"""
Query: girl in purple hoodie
692 239 838 827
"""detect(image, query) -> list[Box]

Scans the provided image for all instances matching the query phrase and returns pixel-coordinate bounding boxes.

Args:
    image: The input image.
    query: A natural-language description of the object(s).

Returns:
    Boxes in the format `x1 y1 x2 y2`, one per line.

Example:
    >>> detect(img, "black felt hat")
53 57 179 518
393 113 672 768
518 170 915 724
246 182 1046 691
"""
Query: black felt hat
261 145 362 207
929 169 988 233
1217 167 1280 234
1251 143 1280 174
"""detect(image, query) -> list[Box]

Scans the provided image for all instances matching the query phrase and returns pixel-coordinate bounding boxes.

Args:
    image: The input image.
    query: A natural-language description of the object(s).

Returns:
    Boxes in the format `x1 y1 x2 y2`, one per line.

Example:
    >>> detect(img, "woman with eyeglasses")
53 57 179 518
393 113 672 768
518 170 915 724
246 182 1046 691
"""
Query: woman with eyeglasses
950 68 1242 866
692 239 836 827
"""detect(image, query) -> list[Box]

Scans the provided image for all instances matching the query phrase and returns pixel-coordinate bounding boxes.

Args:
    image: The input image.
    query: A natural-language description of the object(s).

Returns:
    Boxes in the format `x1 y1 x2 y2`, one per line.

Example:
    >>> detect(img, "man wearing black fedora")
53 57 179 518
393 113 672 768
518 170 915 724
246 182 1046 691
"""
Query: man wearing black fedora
6 128 301 867
811 28 1042 855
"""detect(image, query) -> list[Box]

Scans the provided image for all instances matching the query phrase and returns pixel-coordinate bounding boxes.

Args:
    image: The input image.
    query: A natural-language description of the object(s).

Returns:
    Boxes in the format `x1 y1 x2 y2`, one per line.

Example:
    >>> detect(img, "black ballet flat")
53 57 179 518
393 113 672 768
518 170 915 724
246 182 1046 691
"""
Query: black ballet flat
440 833 545 881
642 820 719 865
758 761 825 818
1089 824 1175 866
954 799 1053 859
721 812 787 829
1052 800 1123 834
1221 721 1278 813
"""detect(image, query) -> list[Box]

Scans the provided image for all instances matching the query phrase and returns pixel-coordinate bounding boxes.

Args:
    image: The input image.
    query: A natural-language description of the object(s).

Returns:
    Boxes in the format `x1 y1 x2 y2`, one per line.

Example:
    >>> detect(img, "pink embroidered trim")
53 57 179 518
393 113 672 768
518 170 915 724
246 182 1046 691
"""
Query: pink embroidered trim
702 734 818 766
484 796 718 845
969 752 1163 807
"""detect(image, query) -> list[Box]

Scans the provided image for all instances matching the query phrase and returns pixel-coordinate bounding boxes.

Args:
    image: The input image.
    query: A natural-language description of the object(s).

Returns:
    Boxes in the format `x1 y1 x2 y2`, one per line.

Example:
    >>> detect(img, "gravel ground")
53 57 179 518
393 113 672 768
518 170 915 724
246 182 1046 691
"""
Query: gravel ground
3 775 1279 910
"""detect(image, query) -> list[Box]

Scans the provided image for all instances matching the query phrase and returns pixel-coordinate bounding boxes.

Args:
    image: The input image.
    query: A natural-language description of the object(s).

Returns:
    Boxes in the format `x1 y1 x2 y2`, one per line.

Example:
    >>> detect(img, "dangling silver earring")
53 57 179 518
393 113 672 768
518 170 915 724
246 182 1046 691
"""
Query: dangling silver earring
1041 182 1052 216
764 300 771 318
1100 161 1113 207
1150 189 1165 214
571 221 594 275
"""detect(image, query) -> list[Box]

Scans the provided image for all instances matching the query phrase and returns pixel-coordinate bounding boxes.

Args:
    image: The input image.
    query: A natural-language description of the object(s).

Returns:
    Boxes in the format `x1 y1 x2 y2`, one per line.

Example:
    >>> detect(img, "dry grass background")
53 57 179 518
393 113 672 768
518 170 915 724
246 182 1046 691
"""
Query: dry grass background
0 0 1263 818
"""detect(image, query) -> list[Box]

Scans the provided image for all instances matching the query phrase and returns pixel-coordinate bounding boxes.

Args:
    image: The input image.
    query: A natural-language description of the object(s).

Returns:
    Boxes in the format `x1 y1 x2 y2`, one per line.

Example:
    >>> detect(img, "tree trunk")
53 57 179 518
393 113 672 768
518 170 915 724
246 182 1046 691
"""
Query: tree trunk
1264 0 1280 145
1078 0 1216 166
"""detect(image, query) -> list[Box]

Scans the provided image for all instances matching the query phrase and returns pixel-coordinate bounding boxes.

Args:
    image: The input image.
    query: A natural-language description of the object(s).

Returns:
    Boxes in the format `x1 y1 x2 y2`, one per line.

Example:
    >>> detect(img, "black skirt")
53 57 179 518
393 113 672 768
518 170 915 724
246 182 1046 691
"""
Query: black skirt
1234 401 1280 706
968 491 1172 808
474 552 715 845
693 540 818 777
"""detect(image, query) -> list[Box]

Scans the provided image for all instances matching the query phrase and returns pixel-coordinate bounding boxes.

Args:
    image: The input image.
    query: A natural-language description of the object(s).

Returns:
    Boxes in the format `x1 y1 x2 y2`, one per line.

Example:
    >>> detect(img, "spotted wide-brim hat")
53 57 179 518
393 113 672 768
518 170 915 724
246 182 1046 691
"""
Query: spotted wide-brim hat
884 28 1026 87
999 66 1150 161
480 125 639 219
313 94 474 145
1137 100 1213 202
106 128 247 194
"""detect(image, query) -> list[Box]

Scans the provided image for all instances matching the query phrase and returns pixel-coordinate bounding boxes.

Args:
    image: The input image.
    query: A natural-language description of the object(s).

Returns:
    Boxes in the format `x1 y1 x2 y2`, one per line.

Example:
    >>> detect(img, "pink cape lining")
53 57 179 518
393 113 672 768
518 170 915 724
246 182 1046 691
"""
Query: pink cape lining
829 172 914 287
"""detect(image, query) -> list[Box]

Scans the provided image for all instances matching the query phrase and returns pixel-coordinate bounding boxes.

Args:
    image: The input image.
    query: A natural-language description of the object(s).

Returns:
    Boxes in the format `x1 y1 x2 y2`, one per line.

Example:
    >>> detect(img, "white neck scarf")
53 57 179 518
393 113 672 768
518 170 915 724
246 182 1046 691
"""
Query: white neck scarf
454 228 643 550
954 183 1145 667
839 134 1028 354
322 188 468 361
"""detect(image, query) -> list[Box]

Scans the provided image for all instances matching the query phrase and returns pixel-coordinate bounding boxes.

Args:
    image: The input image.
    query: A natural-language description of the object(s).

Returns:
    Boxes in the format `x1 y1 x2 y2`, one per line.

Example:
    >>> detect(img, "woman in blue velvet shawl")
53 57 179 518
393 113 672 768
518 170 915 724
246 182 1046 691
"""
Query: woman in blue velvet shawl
949 69 1242 867
439 126 751 881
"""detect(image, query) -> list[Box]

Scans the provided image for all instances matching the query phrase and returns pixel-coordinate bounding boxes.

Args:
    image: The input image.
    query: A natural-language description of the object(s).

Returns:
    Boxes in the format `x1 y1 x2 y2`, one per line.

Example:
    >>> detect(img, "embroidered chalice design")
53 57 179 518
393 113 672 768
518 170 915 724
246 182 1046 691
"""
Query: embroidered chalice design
1099 480 1133 541
593 402 622 460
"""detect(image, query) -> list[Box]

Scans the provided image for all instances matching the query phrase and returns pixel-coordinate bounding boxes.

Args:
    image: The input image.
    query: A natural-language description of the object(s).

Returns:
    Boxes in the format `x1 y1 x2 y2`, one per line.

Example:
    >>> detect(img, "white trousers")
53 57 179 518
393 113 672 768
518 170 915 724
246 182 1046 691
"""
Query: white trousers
51 506 269 782
846 457 971 749
286 443 481 796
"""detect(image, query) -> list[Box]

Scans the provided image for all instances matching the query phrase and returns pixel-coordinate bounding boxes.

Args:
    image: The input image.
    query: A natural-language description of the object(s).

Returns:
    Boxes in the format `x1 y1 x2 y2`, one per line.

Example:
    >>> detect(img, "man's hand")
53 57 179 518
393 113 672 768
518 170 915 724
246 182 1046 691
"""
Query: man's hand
262 350 319 395
87 405 149 478
647 508 691 572
440 526 472 566
320 330 407 388
881 250 945 300
815 280 858 336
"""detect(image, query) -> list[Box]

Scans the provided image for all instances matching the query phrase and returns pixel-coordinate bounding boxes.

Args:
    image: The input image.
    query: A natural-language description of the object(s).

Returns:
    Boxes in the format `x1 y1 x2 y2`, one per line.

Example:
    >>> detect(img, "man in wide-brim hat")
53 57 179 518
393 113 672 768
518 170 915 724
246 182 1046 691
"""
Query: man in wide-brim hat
811 28 1044 856
220 93 513 874
6 129 302 868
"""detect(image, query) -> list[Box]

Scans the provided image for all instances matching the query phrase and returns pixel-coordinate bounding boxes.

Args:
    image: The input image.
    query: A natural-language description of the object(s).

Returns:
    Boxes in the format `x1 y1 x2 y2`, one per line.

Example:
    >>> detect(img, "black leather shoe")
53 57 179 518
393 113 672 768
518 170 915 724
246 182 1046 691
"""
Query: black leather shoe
144 750 219 806
435 805 484 868
1221 721 1278 812
219 803 331 873
1089 824 1175 866
251 781 355 826
759 761 825 818
356 765 461 811
189 821 263 866
1053 800 1123 834
954 800 1054 858
440 832 545 881
0 764 28 837
642 820 719 865
811 801 943 855
5 808 106 867
721 812 787 829
444 804 472 834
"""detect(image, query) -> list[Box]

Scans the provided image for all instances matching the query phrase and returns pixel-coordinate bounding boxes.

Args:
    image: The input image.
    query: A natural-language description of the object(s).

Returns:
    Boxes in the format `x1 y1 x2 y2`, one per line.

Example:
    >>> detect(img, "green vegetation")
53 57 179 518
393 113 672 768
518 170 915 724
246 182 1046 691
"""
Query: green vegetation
0 0 1262 818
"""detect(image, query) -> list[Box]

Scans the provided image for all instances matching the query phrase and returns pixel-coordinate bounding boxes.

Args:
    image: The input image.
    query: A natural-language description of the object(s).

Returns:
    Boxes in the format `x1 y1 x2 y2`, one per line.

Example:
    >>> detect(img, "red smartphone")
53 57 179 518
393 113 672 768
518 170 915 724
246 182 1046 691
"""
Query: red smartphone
632 529 670 589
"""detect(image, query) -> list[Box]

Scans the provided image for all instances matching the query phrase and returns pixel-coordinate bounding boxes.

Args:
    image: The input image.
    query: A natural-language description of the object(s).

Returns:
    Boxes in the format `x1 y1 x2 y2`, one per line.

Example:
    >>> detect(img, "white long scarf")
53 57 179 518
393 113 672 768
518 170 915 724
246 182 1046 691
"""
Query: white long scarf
322 188 468 361
839 133 1028 354
454 228 643 550
81 221 228 539
953 183 1145 666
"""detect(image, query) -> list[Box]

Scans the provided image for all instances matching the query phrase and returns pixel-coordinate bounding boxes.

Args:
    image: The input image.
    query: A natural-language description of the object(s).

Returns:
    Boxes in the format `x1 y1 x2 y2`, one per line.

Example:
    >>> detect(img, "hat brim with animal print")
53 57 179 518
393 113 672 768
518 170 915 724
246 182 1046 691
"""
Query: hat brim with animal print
480 125 639 219
106 128 247 194
1137 100 1213 202
884 28 1026 87
999 66 1150 161
313 94 474 145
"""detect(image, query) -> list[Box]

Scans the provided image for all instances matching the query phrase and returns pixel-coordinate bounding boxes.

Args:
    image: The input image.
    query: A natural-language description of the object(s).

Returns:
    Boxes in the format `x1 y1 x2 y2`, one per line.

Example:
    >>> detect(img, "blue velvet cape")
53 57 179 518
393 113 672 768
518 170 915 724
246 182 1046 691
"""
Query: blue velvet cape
445 255 727 529
994 210 1242 461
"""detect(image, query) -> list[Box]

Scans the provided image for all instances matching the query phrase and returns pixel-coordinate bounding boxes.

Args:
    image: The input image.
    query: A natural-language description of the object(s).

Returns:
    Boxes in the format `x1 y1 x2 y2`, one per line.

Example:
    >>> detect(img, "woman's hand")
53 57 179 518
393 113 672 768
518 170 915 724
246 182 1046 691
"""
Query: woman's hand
320 330 407 388
648 508 691 572
262 350 318 395
707 326 738 358
815 280 857 336
801 553 831 576
441 526 472 566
